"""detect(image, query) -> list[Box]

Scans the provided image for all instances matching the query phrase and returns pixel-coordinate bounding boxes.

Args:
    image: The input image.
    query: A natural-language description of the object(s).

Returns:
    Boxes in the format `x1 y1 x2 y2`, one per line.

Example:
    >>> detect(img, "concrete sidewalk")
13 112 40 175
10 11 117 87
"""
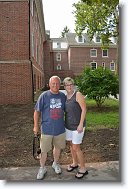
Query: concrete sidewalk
0 161 120 182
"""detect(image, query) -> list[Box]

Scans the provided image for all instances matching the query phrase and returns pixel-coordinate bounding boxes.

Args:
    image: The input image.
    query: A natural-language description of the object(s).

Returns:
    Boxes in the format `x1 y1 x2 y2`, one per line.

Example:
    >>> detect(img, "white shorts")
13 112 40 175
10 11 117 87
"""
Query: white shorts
66 128 85 144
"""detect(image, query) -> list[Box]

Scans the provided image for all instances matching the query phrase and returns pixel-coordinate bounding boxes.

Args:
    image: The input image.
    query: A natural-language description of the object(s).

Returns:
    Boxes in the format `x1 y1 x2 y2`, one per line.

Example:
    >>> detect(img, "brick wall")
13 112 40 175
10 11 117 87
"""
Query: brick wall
43 41 53 85
53 51 69 71
30 0 46 91
0 61 33 104
69 46 117 76
0 1 29 60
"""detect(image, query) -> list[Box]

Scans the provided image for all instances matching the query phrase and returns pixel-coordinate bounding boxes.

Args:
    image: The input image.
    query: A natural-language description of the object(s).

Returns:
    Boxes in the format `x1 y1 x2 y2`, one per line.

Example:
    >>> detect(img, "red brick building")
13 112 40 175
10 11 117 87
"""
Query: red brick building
0 0 117 104
50 33 117 82
0 0 46 104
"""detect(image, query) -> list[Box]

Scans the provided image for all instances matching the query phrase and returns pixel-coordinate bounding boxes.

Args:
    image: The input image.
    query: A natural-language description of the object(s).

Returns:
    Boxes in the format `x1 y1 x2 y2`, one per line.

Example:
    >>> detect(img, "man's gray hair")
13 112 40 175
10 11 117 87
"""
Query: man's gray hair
49 76 61 83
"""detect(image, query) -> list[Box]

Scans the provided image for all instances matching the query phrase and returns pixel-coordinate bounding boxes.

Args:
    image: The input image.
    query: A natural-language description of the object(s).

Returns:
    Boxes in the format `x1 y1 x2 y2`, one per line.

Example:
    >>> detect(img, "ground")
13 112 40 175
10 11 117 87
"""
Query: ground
0 103 119 168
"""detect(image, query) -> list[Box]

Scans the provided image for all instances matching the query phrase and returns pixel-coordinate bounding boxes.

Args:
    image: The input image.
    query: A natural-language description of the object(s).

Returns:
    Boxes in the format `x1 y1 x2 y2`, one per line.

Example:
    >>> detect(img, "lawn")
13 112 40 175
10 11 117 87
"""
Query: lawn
86 98 119 130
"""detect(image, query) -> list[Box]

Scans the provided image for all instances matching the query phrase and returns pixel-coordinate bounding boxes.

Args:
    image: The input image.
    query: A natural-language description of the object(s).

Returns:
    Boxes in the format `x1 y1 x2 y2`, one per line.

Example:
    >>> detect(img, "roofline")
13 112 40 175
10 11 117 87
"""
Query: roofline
68 44 117 48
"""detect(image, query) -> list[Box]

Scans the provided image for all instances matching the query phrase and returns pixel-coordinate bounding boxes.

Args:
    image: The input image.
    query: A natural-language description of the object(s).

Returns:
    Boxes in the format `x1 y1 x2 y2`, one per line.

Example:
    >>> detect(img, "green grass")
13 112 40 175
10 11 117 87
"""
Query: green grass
86 98 119 131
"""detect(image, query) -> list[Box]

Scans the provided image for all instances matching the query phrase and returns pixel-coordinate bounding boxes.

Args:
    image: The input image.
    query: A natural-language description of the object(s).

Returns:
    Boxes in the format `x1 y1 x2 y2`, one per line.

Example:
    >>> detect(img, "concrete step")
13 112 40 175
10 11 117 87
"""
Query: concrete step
0 161 120 181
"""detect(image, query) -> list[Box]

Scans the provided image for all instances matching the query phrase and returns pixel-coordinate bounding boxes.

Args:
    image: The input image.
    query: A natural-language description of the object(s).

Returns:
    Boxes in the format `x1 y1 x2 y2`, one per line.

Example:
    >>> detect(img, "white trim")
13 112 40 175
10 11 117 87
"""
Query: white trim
90 49 97 57
33 64 43 74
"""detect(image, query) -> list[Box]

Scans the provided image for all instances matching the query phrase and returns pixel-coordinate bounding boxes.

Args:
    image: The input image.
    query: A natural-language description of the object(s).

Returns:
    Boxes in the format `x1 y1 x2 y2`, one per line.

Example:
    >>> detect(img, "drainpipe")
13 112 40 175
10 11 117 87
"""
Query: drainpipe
29 0 34 103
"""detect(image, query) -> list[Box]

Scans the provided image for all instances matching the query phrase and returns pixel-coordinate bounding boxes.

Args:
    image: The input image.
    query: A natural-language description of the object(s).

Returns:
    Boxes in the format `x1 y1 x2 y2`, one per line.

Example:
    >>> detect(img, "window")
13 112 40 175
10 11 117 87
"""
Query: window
31 0 34 17
57 64 61 70
102 49 108 57
35 42 37 62
78 36 83 42
57 42 61 48
31 34 34 57
90 62 97 70
37 45 39 63
96 36 101 43
90 49 97 57
110 62 115 71
56 53 61 61
102 62 105 69
76 35 85 43
34 74 36 91
37 76 40 89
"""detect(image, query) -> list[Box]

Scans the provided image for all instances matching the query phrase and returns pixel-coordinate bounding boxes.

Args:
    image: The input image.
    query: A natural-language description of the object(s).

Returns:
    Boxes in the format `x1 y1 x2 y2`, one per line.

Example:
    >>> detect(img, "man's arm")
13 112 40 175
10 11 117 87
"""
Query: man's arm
33 110 41 134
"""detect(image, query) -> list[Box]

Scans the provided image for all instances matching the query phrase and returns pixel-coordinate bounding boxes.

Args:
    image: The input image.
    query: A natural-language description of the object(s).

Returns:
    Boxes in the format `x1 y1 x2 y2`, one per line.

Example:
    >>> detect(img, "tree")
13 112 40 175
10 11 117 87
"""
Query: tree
73 0 119 73
60 26 70 38
75 67 119 107
73 0 119 45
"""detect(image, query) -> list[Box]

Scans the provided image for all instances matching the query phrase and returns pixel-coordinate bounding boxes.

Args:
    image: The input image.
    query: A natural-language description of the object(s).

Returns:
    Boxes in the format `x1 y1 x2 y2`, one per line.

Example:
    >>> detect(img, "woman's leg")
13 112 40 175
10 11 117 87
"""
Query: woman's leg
69 141 78 166
72 144 85 171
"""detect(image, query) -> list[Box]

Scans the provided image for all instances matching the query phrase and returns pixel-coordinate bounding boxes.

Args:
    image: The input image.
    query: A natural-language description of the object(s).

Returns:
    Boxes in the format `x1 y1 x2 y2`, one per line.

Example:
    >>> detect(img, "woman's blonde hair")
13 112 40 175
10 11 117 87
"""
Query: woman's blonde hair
63 77 74 85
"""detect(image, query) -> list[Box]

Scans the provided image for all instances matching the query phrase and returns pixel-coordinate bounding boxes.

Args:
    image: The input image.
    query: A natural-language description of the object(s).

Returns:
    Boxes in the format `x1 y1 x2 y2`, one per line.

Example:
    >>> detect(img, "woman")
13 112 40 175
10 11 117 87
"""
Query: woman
63 77 88 179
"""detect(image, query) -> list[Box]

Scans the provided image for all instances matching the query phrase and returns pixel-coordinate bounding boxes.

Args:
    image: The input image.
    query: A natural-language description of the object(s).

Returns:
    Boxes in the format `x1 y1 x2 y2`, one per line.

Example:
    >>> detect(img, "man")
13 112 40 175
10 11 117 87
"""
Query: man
33 76 66 180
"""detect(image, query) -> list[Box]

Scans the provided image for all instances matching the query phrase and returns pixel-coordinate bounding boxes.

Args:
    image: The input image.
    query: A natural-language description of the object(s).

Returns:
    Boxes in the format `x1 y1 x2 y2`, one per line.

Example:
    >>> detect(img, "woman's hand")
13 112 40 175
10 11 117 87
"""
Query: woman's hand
77 125 83 133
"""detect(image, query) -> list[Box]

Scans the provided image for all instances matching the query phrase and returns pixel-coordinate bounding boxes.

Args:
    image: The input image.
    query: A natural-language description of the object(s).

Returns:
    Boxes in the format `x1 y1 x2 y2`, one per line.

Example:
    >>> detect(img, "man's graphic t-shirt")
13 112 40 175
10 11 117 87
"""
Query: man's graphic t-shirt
35 90 66 136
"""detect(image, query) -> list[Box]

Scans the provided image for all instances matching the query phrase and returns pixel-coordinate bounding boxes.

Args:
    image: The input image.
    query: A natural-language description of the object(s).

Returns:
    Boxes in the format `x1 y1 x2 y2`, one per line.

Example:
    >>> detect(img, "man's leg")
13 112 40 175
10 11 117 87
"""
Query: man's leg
52 147 62 174
53 146 61 163
40 152 47 167
52 133 66 174
37 153 47 180
37 134 52 180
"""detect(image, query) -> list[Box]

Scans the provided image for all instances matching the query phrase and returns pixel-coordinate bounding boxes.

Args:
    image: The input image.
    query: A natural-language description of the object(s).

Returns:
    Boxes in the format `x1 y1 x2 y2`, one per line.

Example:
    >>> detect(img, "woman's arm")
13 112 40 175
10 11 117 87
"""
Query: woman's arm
76 91 86 132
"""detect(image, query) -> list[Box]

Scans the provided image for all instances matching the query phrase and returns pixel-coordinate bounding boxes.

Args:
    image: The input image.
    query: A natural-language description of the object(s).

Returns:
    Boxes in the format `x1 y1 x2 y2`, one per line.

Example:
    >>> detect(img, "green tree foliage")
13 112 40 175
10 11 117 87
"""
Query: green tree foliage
73 0 119 47
60 26 70 38
75 67 119 107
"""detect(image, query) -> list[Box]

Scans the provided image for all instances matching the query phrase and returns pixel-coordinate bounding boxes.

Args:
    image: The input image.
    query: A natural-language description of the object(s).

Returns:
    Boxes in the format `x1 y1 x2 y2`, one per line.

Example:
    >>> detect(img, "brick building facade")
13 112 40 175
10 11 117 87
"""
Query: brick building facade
0 0 46 104
50 33 117 82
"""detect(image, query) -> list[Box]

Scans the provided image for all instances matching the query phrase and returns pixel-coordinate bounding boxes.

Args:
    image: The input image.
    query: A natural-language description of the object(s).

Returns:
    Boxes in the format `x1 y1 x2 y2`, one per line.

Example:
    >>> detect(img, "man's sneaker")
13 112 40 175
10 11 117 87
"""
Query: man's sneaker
52 162 62 174
37 166 47 180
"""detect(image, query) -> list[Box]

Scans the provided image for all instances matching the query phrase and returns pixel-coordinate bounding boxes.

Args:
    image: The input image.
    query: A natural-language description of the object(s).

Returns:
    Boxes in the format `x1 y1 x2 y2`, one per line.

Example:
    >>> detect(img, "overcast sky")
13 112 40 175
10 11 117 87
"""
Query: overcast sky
42 0 79 38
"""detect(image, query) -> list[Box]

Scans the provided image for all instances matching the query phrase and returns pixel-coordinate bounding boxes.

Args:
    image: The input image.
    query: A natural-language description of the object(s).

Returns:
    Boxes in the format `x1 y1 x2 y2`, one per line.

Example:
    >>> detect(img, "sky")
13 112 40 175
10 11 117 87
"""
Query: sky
42 0 79 38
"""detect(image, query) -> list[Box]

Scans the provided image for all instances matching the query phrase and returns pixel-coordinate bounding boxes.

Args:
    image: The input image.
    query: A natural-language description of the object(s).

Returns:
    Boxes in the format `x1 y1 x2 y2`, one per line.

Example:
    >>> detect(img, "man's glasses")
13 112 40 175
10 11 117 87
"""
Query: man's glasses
51 83 60 86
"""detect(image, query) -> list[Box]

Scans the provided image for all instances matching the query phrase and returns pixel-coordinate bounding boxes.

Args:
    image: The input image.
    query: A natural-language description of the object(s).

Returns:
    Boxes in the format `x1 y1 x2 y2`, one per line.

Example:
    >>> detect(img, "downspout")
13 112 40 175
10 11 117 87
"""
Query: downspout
29 0 34 103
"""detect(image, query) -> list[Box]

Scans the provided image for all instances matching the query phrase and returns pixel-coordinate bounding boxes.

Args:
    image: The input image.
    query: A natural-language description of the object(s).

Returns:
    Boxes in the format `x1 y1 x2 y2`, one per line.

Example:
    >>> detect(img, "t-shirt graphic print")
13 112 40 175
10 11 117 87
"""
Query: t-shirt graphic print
50 98 62 120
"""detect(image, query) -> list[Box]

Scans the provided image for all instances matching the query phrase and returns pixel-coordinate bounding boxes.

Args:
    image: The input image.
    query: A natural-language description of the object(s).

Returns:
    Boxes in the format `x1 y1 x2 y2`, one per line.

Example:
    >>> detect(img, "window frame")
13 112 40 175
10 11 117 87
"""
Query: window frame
90 49 97 57
56 53 61 61
110 62 115 71
56 64 62 70
102 62 105 69
102 49 108 57
90 62 97 70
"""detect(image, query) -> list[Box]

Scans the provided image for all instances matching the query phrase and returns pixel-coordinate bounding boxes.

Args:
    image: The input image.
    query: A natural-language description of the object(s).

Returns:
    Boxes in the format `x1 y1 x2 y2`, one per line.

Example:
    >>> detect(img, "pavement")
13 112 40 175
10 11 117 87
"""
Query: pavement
0 161 120 182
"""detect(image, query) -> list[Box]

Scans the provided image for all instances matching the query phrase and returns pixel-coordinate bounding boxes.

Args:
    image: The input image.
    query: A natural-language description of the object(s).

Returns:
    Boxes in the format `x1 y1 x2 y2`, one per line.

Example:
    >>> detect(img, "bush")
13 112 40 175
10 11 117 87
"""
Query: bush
75 67 119 107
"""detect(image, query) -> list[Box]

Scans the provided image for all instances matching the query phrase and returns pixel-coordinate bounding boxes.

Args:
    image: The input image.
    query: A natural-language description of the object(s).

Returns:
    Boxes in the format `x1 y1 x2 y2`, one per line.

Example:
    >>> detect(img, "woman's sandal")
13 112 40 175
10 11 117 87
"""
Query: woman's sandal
75 170 88 179
67 165 79 172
